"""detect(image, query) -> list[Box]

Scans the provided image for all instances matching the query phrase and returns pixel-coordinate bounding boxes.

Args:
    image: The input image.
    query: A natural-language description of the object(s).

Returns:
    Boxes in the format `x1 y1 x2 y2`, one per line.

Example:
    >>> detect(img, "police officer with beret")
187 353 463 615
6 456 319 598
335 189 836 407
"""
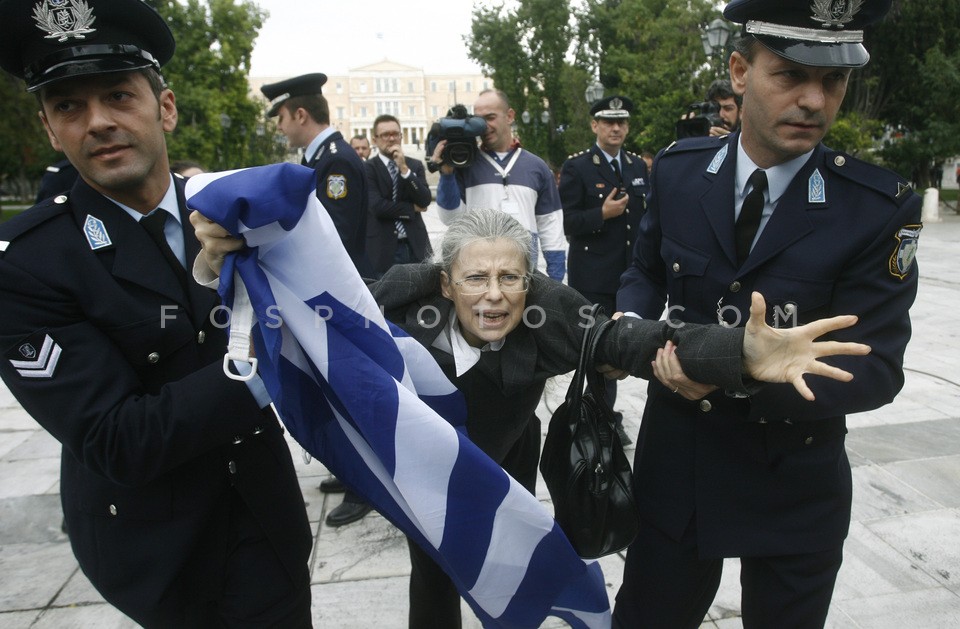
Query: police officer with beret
261 73 373 278
615 0 920 626
0 0 312 625
559 95 647 446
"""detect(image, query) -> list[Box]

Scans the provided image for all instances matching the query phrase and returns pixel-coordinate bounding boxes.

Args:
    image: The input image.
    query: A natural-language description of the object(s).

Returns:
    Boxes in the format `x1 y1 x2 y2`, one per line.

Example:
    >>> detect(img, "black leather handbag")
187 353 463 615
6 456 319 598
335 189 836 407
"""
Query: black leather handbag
539 304 640 558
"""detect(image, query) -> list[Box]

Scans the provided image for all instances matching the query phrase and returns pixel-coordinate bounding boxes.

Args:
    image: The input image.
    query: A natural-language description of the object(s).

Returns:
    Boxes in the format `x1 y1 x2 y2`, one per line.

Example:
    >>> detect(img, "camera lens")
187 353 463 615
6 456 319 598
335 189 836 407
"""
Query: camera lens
447 143 472 167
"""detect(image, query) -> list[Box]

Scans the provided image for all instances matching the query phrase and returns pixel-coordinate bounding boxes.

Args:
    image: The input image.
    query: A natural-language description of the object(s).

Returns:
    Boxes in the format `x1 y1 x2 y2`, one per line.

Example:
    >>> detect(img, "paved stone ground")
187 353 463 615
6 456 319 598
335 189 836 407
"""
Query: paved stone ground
1 201 958 628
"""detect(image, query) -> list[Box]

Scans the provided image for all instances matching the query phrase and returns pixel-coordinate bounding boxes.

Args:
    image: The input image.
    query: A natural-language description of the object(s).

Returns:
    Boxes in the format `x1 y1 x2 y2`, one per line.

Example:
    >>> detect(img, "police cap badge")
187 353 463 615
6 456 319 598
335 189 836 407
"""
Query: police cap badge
723 0 892 68
260 73 328 117
0 0 175 92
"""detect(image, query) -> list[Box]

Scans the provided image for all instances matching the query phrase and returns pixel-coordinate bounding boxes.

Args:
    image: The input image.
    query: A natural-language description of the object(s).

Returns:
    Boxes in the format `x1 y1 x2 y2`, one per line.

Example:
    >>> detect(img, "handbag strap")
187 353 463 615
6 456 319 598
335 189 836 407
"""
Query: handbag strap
565 303 616 414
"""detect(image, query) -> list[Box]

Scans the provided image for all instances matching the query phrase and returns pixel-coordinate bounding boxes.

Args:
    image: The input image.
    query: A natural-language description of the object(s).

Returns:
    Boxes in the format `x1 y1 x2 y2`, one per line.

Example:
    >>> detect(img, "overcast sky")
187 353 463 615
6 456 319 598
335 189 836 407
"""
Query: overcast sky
248 0 485 78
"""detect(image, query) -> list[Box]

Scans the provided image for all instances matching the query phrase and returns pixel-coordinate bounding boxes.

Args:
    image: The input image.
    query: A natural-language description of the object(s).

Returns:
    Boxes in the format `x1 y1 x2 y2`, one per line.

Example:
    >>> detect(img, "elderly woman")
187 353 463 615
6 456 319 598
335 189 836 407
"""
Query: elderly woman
192 207 867 628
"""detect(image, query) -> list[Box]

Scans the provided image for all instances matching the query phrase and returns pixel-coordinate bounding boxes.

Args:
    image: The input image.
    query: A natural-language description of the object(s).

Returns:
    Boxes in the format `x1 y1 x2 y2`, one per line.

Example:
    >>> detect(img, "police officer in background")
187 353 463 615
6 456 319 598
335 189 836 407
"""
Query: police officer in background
615 0 920 626
559 95 648 446
0 0 312 625
261 74 372 277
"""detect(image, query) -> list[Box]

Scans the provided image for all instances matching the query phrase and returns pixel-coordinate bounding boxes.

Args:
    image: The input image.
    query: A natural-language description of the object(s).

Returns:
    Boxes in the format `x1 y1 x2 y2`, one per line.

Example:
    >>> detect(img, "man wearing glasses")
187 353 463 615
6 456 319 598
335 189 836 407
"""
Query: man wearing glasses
365 114 433 276
559 95 648 445
261 73 372 277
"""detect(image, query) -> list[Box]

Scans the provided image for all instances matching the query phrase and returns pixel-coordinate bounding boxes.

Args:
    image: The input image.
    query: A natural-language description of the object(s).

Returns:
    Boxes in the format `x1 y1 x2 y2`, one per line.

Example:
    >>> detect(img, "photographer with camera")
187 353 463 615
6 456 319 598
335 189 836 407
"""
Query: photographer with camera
677 78 743 139
431 90 567 281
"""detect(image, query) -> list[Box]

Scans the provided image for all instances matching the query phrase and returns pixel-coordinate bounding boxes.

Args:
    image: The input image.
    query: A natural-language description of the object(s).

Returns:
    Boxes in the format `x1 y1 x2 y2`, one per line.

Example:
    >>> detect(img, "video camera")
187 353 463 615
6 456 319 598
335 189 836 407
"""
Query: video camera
425 104 487 172
675 101 725 139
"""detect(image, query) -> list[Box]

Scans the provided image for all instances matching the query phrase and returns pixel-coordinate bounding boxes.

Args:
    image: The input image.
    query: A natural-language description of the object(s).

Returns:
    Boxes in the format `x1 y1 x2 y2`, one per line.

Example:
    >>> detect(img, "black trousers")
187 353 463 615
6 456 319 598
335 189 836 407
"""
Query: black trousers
613 514 843 629
406 415 541 628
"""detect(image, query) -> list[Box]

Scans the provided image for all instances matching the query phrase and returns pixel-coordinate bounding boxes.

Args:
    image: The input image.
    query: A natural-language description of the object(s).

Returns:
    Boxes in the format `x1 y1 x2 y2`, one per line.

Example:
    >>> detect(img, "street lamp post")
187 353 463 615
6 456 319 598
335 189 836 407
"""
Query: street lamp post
584 80 604 106
701 17 733 77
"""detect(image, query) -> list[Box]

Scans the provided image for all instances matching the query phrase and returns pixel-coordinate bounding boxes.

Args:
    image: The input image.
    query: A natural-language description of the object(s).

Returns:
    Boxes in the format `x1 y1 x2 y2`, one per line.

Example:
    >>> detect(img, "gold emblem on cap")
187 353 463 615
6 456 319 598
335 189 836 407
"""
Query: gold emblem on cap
33 0 97 42
810 0 863 29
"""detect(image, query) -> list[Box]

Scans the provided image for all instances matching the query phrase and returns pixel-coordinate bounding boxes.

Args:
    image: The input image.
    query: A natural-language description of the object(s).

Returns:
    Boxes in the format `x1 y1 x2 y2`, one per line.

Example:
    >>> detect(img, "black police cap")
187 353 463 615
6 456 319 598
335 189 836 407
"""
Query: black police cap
260 73 328 117
590 95 634 119
0 0 174 93
724 0 891 68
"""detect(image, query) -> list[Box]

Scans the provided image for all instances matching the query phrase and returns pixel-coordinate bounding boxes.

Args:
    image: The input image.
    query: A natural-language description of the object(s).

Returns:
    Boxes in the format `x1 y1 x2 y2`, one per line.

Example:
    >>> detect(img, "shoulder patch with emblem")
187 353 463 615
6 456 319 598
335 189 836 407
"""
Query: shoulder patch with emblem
889 224 921 280
7 333 62 378
326 174 347 199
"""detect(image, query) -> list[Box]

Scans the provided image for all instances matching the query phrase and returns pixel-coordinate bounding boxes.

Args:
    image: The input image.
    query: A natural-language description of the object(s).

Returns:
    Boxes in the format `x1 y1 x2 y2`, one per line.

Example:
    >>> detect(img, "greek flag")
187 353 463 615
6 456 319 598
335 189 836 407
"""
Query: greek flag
185 164 610 628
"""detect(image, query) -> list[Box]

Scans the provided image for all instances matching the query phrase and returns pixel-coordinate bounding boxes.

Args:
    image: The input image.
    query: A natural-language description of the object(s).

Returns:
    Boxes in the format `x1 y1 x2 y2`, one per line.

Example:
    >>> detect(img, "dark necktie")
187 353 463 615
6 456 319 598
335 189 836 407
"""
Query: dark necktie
140 210 188 290
387 160 407 239
611 158 622 185
734 169 768 266
300 155 308 166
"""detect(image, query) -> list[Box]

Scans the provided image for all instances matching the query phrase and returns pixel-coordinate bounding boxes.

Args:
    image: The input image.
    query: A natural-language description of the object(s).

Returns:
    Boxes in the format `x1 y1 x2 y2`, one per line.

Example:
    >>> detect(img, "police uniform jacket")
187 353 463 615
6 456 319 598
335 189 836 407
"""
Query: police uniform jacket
617 133 921 558
308 130 374 277
0 176 312 626
560 145 647 296
365 155 432 274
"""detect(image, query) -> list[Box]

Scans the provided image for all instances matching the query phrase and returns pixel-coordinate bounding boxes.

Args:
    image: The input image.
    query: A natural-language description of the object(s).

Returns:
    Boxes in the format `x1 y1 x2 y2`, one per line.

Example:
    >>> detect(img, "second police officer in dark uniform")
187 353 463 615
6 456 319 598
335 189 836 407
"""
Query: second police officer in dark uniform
0 0 313 625
560 95 648 445
261 73 373 278
614 0 921 626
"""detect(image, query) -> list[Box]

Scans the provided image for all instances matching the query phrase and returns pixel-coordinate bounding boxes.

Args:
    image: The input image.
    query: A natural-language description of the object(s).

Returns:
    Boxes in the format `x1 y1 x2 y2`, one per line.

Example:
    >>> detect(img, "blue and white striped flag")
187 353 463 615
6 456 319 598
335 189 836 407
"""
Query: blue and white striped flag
185 163 610 628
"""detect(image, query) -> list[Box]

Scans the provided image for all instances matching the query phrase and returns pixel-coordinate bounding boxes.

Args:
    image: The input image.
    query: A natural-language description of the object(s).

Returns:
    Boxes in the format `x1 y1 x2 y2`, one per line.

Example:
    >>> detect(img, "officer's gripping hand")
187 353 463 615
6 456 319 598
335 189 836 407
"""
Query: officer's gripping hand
741 292 871 401
189 211 244 276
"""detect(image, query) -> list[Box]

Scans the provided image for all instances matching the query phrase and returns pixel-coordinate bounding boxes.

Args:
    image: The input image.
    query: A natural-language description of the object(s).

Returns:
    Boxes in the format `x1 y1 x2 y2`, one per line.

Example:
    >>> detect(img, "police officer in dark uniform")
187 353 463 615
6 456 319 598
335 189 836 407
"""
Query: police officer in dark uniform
0 0 312 625
560 95 647 445
615 0 919 627
261 74 373 278
261 73 374 526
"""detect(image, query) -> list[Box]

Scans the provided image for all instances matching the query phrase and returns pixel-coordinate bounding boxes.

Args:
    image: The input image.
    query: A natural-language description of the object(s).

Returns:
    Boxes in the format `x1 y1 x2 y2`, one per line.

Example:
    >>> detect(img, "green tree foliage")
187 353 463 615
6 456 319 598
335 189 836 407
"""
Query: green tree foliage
844 0 960 187
157 0 285 170
0 72 59 201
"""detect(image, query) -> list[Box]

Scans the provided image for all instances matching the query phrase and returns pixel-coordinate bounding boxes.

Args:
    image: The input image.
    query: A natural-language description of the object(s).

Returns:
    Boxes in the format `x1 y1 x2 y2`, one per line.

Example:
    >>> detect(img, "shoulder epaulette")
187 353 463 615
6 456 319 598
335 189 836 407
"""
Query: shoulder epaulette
825 151 915 204
662 135 728 155
0 196 72 245
566 148 589 160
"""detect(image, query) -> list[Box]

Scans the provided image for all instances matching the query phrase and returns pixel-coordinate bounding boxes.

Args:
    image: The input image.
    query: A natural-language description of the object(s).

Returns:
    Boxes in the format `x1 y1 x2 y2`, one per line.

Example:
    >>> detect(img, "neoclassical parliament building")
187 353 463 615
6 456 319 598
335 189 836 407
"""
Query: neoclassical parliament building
250 59 494 147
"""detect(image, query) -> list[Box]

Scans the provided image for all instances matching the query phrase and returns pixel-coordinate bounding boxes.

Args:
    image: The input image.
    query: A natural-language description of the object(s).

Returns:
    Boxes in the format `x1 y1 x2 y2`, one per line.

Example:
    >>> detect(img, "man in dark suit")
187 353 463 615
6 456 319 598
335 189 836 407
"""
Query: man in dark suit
366 114 432 275
261 74 372 277
0 1 312 625
614 0 919 626
559 95 648 445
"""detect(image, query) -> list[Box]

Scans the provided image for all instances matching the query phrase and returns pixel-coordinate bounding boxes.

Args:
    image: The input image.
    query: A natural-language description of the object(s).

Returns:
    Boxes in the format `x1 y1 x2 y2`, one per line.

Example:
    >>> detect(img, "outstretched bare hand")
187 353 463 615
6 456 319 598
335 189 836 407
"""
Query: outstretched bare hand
742 292 871 401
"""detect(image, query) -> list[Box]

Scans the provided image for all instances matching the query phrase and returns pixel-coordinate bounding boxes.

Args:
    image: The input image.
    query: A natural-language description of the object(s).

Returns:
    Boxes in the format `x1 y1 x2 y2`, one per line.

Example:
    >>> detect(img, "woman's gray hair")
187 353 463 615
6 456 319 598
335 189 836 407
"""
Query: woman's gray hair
437 208 532 274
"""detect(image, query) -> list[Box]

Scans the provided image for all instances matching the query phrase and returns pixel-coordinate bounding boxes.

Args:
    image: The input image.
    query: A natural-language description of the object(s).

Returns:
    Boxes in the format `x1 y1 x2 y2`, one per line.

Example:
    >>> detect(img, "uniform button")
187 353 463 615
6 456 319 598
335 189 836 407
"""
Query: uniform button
228 460 237 474
625 208 630 214
626 224 632 230
54 195 68 204
197 330 206 344
232 435 243 445
834 156 846 167
108 504 117 516
252 426 264 435
729 281 741 292
672 262 681 273
804 437 814 445
626 240 631 246
147 352 160 364
584 246 589 251
699 400 712 412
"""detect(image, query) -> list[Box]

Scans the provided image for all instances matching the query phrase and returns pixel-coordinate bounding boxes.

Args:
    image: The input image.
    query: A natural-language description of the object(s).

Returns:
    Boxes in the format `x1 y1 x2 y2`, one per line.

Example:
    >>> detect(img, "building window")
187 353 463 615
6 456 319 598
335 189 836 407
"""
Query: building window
483 80 489 90
336 82 343 94
359 81 367 94
448 80 456 92
465 81 472 92
360 106 367 117
375 78 381 93
408 81 414 93
408 105 415 116
431 81 437 92
431 106 439 117
337 107 345 119
392 79 399 92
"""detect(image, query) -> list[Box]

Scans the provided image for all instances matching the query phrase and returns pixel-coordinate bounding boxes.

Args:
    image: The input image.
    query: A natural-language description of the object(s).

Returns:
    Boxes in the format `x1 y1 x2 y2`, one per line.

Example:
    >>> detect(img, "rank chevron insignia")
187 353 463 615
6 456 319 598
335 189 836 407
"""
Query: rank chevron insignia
9 334 62 378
